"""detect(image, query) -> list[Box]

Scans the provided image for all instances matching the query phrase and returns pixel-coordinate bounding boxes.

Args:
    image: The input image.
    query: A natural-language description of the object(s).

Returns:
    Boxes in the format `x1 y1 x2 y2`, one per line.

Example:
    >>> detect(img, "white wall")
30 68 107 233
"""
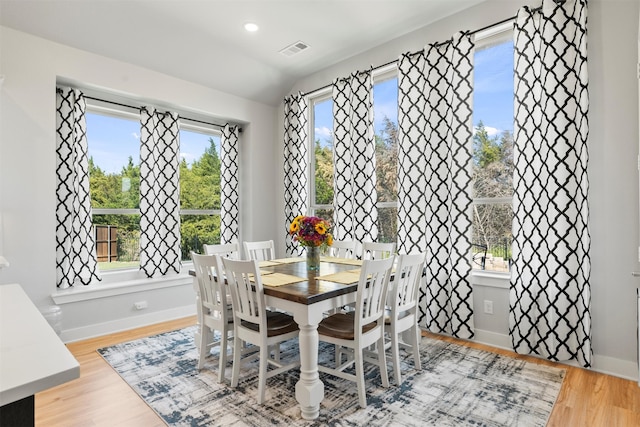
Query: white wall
0 27 279 341
280 0 640 380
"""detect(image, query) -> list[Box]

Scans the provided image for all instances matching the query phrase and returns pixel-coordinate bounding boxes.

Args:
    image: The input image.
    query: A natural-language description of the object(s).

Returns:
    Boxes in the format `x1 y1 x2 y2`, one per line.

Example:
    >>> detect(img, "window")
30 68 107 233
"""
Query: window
309 72 399 244
373 75 398 244
86 110 141 271
310 94 334 221
471 30 514 273
178 125 222 260
86 104 222 271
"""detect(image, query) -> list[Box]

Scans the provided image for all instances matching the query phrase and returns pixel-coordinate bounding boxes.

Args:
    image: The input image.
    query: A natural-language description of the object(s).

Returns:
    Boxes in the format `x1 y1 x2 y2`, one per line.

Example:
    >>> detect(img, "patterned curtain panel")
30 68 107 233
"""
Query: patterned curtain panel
283 93 308 256
55 87 101 288
220 124 240 245
332 70 378 244
397 33 475 339
510 0 591 368
138 108 181 277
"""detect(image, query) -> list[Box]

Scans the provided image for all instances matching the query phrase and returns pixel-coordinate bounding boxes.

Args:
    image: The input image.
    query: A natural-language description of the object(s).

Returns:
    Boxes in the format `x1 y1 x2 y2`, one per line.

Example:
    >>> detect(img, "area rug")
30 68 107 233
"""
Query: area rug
98 326 565 427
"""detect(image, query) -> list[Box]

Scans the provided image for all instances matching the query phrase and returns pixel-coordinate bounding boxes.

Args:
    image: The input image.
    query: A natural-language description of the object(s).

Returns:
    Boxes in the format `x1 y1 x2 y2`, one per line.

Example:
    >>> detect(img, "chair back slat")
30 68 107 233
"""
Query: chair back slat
361 242 396 260
391 253 425 315
243 240 275 261
329 239 357 258
203 242 240 259
356 257 394 328
223 258 265 327
191 252 228 318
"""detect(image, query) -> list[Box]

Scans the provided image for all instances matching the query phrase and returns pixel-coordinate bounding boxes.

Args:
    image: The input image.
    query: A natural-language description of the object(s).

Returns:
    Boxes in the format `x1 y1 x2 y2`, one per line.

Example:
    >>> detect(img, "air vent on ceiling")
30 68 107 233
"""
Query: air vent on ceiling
279 41 310 57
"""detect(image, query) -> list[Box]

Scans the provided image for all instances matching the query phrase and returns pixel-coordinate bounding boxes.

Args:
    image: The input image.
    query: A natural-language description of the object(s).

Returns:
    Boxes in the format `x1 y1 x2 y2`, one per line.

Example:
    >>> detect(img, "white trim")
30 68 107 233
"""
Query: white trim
51 273 192 304
474 21 513 45
473 328 513 349
472 328 639 382
60 304 196 343
471 270 510 288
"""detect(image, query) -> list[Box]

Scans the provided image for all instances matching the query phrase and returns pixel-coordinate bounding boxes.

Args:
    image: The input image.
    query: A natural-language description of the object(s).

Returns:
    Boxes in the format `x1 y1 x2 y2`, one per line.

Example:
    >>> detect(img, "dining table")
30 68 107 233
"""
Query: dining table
190 255 364 421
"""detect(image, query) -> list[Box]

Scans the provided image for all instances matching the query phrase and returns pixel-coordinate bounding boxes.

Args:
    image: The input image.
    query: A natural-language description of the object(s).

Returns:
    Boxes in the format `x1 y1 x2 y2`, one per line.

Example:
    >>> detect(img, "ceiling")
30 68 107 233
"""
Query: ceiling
0 0 485 105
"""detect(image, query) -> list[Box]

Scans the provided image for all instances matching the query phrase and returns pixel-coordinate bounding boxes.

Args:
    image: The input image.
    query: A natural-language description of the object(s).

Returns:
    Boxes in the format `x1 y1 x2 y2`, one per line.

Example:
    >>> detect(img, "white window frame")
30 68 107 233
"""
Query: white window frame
470 23 514 285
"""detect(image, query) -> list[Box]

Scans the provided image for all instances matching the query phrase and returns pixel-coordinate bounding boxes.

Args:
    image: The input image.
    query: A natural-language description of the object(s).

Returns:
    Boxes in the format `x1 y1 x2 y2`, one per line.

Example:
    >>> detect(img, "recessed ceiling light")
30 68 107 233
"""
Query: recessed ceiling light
244 22 259 32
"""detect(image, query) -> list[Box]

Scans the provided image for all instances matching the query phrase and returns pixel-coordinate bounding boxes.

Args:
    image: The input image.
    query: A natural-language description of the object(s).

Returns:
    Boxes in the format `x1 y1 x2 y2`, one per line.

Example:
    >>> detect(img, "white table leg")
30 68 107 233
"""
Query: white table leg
293 316 324 420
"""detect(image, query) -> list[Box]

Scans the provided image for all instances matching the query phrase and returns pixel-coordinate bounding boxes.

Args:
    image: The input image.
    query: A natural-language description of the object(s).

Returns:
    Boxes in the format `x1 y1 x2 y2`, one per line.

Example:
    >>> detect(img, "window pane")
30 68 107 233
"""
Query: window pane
93 214 140 271
180 214 221 260
471 203 512 272
87 112 141 271
179 129 222 260
373 77 398 204
313 208 334 223
313 98 334 206
472 38 514 271
87 112 140 209
376 206 397 244
179 130 221 210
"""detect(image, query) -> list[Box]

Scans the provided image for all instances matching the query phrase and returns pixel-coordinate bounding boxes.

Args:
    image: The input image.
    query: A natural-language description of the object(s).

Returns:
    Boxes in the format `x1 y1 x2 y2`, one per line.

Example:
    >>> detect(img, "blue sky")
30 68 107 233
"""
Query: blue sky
314 39 514 144
88 40 513 174
86 113 219 174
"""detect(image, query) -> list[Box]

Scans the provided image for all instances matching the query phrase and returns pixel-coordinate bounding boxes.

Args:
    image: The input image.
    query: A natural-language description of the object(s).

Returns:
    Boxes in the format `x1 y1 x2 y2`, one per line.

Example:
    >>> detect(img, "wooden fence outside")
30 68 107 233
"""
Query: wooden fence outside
95 225 118 262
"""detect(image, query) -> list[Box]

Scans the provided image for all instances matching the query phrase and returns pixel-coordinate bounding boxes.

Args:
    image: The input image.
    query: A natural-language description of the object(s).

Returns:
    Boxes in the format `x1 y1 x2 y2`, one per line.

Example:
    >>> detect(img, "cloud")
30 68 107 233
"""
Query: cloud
474 125 501 137
315 126 332 140
132 132 140 140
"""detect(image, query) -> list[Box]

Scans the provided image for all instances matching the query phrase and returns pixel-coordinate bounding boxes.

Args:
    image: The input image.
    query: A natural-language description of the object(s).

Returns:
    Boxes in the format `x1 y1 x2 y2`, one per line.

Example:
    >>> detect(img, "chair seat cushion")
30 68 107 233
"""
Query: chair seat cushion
317 312 376 340
240 311 298 337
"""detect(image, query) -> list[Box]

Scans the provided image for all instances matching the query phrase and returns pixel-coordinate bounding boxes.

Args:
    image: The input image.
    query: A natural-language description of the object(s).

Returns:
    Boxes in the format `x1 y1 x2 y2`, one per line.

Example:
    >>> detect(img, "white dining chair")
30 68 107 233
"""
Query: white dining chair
316 257 393 408
243 240 275 262
203 242 240 259
361 241 396 260
222 257 300 404
191 252 234 383
384 252 425 385
328 239 357 259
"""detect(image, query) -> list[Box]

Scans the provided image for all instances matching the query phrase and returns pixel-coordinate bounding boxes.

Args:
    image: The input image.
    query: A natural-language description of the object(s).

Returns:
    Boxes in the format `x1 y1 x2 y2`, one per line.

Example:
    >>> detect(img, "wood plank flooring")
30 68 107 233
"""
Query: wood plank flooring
35 316 640 426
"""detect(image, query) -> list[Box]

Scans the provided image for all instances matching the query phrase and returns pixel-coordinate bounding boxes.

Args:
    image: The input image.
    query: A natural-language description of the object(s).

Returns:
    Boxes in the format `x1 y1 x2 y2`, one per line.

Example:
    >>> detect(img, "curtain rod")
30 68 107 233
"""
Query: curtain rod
300 0 557 98
69 92 241 132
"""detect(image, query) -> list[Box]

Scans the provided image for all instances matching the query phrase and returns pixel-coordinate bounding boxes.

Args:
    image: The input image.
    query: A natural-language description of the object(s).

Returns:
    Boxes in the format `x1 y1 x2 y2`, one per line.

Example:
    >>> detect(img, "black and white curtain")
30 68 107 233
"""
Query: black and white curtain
397 33 475 339
220 124 240 245
138 108 181 277
332 70 378 244
283 93 308 256
510 0 591 367
55 87 101 288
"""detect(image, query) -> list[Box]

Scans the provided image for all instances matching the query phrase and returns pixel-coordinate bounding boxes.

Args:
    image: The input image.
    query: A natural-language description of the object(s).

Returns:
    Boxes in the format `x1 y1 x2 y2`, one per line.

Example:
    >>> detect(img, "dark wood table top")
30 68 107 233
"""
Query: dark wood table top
261 258 361 305
189 257 362 306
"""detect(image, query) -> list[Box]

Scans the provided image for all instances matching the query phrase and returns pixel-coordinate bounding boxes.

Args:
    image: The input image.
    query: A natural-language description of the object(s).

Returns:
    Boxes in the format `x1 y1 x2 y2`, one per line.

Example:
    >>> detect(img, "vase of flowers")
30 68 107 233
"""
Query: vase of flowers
289 215 333 271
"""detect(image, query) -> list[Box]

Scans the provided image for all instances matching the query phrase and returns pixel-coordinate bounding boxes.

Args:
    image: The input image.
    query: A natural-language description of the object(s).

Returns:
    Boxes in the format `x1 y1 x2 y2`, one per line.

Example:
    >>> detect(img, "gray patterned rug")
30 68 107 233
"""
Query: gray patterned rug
98 326 564 427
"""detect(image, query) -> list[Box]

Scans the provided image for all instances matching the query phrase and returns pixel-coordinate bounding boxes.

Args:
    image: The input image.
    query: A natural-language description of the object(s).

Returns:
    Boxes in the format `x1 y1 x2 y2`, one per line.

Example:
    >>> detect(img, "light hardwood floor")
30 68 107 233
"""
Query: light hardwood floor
35 316 640 426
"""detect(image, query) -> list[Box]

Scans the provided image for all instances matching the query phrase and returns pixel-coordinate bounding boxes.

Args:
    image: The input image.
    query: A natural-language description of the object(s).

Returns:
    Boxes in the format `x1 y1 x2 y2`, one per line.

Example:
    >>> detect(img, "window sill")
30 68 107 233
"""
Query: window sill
51 270 193 305
471 270 510 289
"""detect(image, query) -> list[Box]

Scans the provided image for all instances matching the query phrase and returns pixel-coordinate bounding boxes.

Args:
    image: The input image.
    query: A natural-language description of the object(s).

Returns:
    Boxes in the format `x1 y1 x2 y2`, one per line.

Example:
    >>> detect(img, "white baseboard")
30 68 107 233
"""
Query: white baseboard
60 305 197 343
472 328 639 383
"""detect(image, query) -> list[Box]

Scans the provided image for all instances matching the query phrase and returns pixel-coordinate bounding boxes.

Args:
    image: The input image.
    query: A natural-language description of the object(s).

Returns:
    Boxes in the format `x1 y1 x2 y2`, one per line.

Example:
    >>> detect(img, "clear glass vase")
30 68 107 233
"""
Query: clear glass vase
306 246 320 271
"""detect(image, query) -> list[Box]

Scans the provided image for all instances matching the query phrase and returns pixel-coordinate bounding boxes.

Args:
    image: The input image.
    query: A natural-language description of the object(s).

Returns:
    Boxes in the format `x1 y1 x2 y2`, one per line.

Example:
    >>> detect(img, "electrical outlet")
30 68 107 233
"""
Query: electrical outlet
483 300 493 315
134 301 148 310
